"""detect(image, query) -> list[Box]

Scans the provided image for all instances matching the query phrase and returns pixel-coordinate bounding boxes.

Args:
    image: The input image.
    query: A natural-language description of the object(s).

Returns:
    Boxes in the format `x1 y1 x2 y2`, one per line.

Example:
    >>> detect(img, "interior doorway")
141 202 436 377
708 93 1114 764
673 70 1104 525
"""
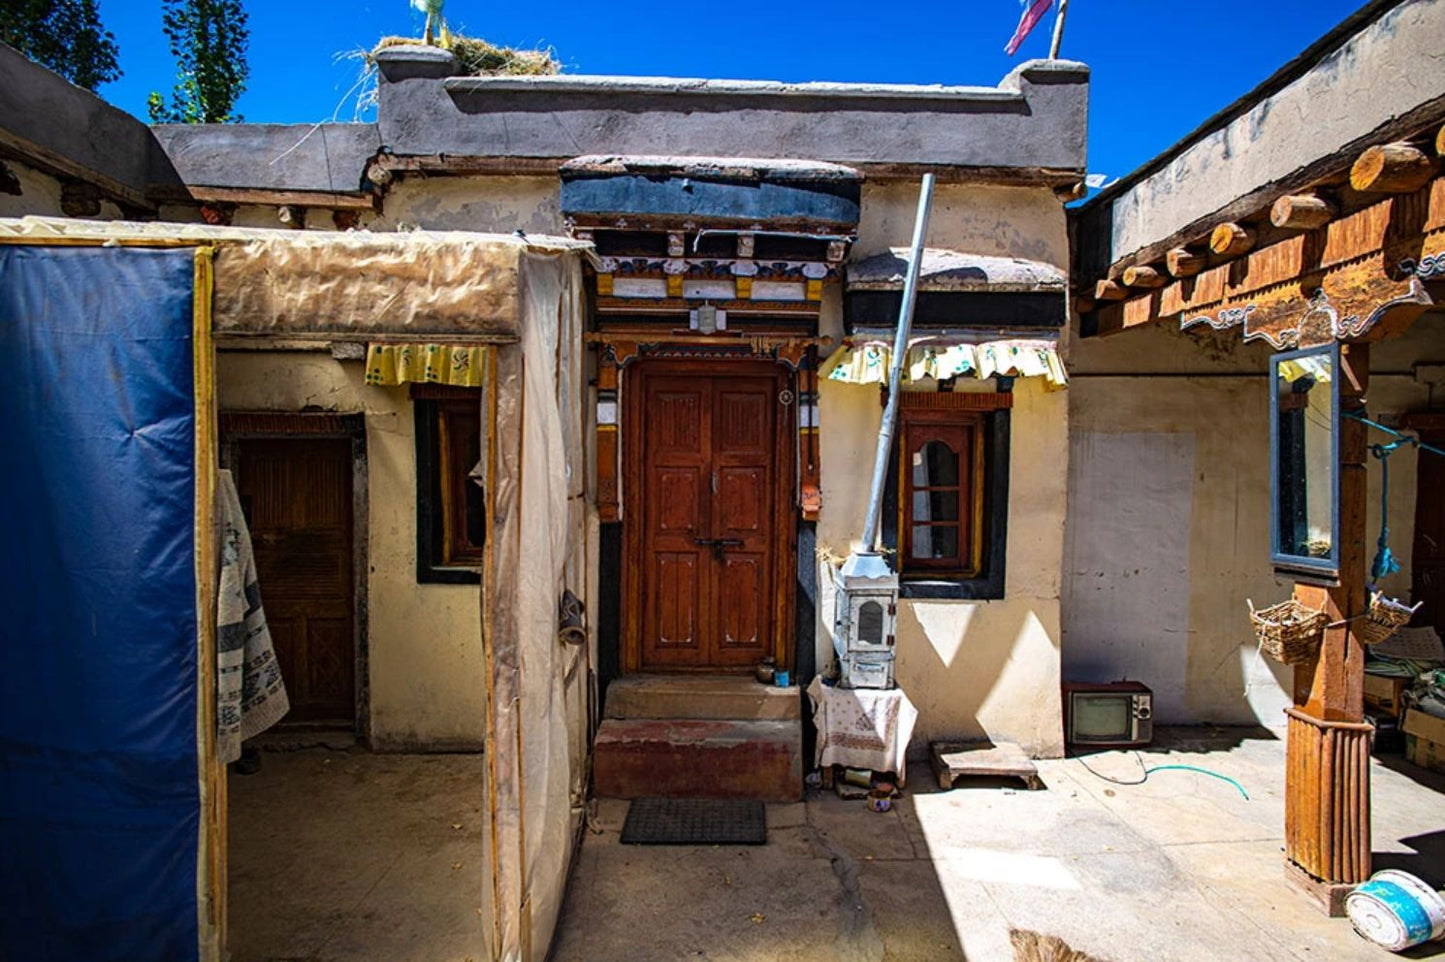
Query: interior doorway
221 413 366 732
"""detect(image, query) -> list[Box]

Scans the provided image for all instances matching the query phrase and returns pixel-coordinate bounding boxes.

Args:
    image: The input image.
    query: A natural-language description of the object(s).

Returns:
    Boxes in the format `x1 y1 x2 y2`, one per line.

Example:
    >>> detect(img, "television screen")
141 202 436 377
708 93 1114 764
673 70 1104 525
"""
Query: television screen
1073 694 1130 741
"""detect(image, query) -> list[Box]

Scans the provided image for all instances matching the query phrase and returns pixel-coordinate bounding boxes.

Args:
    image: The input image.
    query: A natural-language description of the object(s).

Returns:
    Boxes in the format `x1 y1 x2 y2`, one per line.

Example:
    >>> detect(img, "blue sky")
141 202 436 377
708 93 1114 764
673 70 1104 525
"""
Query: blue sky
94 0 1365 185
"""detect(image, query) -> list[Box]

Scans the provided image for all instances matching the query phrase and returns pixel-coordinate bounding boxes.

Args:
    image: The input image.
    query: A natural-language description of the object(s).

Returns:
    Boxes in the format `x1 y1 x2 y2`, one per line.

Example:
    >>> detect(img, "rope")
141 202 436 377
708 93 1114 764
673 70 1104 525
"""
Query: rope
1371 442 1400 582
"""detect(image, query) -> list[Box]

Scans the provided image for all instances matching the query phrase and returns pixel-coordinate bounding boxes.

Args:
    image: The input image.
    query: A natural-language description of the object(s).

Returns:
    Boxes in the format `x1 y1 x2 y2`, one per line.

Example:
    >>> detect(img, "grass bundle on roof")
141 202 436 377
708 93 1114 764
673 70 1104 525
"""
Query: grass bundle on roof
370 34 559 76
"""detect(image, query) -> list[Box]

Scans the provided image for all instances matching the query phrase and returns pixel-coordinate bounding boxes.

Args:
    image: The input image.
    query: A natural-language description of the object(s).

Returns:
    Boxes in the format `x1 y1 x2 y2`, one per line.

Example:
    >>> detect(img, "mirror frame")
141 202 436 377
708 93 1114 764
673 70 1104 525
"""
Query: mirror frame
1269 343 1341 577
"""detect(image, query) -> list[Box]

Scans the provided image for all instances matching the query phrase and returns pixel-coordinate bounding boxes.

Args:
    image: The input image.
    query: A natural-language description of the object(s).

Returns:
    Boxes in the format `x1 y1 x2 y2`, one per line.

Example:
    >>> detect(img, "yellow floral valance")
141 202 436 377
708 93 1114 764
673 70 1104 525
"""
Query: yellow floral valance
823 338 1068 390
364 343 488 388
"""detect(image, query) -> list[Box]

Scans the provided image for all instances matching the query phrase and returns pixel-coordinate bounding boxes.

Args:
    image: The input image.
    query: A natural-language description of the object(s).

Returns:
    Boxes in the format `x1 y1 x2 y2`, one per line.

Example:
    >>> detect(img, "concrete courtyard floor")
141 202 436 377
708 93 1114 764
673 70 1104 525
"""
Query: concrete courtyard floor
227 747 488 962
552 727 1445 962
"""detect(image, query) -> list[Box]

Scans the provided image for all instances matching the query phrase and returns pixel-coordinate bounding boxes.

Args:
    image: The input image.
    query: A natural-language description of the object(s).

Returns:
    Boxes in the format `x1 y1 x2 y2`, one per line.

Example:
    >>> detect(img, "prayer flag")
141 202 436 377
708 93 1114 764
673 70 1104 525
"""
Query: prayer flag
1005 0 1054 55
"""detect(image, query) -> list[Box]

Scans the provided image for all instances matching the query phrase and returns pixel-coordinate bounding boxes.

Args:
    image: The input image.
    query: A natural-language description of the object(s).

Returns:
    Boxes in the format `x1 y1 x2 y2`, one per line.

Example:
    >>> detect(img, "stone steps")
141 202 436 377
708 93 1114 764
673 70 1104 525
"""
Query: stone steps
604 673 801 722
593 674 804 802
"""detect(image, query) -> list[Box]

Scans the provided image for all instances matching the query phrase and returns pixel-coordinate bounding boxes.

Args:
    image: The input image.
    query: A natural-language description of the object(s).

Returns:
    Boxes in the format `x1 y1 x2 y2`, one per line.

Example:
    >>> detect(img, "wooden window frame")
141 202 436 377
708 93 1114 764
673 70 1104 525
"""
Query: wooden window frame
881 388 1011 600
413 387 485 585
899 410 987 579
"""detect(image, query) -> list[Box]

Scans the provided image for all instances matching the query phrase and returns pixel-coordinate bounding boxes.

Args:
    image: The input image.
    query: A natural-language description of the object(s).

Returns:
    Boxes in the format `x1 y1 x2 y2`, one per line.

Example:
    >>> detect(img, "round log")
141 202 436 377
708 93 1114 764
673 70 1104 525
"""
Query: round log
1210 222 1256 258
1271 194 1336 231
1093 278 1127 301
1166 247 1207 277
1122 264 1167 289
1350 143 1435 193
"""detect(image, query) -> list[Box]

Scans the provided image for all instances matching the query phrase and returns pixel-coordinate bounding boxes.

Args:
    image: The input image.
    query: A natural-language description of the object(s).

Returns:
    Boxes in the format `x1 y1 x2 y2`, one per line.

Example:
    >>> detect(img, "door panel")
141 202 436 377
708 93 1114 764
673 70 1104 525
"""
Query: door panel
638 365 783 669
235 437 355 725
641 377 712 667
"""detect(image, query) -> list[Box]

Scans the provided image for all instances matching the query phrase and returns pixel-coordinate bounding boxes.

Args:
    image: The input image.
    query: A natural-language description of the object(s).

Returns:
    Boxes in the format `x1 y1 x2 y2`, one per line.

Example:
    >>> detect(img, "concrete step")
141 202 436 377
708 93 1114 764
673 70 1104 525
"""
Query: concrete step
592 718 802 802
604 674 802 722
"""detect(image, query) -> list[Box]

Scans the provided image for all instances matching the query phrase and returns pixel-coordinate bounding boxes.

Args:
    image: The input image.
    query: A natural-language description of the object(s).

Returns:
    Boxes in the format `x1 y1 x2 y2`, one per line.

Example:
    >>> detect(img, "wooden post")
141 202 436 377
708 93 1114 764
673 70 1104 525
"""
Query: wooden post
1049 0 1069 59
1284 341 1371 914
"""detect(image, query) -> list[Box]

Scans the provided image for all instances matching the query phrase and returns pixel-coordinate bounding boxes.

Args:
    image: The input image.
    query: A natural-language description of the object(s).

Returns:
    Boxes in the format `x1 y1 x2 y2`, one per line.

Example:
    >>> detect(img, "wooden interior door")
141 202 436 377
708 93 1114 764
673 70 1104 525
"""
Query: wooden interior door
1412 428 1445 636
235 437 355 726
637 364 783 670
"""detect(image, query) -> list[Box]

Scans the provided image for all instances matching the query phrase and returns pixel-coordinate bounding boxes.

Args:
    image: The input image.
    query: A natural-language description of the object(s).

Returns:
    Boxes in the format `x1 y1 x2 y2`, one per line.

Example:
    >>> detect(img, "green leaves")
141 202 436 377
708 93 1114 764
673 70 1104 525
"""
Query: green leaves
147 0 251 124
0 0 122 91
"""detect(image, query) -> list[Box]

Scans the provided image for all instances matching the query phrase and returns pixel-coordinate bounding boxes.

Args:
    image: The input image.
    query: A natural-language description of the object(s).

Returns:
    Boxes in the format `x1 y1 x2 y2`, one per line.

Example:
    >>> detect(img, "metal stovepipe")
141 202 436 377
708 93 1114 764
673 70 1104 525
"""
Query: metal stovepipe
860 173 934 551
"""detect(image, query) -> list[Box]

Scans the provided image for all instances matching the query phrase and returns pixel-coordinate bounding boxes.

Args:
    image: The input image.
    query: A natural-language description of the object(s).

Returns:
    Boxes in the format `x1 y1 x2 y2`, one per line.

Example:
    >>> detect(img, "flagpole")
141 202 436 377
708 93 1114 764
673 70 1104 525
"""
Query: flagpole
1049 0 1069 59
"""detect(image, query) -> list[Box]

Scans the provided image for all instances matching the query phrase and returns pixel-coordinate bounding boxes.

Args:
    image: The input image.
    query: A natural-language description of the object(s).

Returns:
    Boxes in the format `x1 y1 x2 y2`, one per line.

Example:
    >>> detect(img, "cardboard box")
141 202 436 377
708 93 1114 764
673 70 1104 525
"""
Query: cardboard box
1402 709 1445 775
1364 673 1409 718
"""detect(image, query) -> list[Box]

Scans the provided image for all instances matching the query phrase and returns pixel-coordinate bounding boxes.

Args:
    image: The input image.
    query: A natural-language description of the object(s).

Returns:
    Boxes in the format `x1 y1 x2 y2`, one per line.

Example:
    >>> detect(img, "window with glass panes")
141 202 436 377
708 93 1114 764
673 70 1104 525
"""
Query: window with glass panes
899 409 986 577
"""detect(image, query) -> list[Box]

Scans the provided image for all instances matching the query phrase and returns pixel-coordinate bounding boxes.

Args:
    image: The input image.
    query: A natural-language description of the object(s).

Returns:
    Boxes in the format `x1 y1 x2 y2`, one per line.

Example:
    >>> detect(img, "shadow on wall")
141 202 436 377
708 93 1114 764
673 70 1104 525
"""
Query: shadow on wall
892 599 1063 758
1061 423 1294 728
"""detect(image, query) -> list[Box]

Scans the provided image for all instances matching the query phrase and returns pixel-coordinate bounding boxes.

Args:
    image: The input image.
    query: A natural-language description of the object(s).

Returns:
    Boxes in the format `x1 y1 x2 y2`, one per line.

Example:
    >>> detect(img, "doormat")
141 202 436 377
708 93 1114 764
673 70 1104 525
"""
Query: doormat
620 798 767 845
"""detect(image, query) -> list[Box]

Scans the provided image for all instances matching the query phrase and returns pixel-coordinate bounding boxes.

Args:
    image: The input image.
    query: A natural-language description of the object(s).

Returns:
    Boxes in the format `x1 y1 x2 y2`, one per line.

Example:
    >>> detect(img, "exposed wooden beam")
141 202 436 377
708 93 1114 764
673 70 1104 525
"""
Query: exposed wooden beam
1350 142 1436 194
1209 222 1256 258
1091 176 1444 344
1094 279 1127 301
1271 193 1337 231
1121 264 1167 289
149 183 379 211
1166 247 1207 277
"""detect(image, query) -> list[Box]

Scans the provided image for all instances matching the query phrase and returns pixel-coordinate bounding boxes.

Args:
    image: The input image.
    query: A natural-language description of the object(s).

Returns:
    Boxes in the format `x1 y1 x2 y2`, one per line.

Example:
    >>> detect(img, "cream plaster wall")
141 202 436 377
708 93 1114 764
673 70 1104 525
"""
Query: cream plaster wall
1064 316 1445 728
216 351 487 750
812 181 1071 758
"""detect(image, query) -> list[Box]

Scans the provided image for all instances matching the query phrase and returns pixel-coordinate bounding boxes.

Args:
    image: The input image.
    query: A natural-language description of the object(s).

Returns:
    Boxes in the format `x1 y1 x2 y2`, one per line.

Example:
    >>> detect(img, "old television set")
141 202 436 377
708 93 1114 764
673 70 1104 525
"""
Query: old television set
1063 681 1153 749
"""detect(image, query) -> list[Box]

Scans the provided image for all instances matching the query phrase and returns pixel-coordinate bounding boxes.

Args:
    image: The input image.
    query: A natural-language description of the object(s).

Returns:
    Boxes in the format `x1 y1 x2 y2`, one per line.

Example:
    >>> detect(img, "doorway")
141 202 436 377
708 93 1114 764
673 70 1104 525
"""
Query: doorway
624 359 795 672
1412 422 1445 636
222 413 365 731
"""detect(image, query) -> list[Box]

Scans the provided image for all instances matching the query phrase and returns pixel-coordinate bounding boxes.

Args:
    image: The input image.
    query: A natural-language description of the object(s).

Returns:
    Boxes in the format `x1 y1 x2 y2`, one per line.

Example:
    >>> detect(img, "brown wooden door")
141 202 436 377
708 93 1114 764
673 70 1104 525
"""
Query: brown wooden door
235 437 356 725
1413 429 1445 636
638 366 783 669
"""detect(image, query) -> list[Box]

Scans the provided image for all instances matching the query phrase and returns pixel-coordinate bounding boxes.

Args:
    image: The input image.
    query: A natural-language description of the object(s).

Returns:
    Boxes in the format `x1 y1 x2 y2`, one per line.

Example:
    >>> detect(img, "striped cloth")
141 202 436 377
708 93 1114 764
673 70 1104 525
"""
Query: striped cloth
217 470 290 765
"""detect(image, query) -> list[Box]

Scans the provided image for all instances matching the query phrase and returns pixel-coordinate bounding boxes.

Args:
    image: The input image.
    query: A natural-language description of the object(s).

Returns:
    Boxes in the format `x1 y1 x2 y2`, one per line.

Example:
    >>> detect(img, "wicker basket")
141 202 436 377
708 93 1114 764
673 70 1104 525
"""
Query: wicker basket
1248 598 1328 664
1355 592 1420 647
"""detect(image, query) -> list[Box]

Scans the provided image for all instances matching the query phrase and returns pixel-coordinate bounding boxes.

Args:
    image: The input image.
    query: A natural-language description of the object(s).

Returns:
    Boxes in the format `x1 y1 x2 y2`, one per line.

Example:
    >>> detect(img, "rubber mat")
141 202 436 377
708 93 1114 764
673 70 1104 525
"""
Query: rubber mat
619 797 767 845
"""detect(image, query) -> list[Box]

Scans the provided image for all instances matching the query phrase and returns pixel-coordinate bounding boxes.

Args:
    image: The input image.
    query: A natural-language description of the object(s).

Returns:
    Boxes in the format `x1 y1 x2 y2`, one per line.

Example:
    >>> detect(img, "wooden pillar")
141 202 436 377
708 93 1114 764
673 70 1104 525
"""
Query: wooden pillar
596 354 620 522
1284 341 1371 914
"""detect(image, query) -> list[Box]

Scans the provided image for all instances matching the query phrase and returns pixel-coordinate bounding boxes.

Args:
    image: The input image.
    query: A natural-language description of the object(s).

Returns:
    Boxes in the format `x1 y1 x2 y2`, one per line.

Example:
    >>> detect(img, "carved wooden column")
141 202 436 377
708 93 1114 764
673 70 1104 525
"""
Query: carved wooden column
1285 341 1371 914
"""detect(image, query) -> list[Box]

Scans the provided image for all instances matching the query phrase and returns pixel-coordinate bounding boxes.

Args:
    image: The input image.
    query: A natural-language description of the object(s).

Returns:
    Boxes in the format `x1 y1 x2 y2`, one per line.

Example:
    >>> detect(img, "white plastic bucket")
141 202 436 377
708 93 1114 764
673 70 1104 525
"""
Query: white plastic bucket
1345 870 1445 952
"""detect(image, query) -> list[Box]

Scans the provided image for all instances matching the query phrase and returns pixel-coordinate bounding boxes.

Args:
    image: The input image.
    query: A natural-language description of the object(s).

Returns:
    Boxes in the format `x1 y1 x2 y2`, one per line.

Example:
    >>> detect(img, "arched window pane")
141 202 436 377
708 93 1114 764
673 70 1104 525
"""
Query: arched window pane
857 601 884 644
912 440 958 487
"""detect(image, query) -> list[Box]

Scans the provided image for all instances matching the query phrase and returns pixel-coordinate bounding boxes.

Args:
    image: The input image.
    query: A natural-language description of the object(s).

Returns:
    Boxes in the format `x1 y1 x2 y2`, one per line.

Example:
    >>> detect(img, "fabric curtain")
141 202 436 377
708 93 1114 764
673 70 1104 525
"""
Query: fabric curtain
824 337 1068 389
364 343 489 387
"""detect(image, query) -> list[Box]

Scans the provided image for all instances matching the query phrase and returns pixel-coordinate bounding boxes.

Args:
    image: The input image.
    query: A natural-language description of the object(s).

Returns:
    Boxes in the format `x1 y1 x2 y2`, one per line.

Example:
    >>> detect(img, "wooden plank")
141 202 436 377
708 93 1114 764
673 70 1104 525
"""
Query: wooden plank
0 127 154 212
931 741 1042 790
149 184 380 211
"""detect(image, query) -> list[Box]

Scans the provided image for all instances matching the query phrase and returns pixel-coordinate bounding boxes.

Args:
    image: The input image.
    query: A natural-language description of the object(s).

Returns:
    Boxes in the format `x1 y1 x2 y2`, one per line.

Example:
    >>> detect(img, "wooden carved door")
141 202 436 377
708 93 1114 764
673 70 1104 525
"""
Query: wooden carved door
235 437 356 726
637 364 784 669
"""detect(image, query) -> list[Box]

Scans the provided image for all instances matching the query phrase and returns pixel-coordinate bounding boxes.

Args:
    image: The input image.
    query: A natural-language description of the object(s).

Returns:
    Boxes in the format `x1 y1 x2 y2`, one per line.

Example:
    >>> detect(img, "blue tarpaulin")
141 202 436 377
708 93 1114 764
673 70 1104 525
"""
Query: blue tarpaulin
0 246 203 961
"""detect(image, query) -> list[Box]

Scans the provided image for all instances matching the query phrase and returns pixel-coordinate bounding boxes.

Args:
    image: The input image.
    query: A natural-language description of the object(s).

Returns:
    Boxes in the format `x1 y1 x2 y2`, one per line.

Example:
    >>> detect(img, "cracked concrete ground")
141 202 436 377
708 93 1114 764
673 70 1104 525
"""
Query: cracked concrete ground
551 728 1445 962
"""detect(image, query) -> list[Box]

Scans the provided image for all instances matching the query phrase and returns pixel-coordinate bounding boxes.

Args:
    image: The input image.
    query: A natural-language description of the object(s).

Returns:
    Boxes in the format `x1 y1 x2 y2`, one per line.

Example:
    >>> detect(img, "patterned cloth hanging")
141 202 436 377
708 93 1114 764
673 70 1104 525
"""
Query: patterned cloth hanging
364 343 487 387
823 337 1068 389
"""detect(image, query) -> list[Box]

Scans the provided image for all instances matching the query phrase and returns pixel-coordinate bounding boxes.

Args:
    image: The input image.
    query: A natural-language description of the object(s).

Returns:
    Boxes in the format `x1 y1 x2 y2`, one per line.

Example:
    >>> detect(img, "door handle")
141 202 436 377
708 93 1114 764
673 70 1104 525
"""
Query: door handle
693 537 744 561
